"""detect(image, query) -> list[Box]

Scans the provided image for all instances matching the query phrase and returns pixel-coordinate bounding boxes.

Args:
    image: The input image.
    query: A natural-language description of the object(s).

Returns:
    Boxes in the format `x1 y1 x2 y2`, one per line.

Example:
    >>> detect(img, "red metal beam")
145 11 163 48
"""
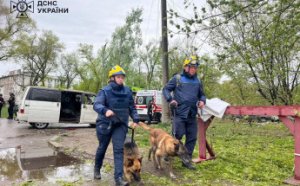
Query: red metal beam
285 117 300 185
194 105 300 185
279 116 295 135
193 117 215 163
225 106 300 117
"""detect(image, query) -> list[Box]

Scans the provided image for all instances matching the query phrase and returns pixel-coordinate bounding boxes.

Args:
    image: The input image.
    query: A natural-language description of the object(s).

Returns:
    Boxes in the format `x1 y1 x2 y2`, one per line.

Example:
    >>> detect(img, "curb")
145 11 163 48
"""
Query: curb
48 134 95 160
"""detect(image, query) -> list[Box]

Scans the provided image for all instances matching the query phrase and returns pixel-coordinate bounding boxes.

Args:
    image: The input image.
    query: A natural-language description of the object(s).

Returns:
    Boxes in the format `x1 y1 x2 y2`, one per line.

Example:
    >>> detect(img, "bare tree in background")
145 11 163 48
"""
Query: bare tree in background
0 0 35 62
13 31 64 86
140 42 161 89
59 53 79 88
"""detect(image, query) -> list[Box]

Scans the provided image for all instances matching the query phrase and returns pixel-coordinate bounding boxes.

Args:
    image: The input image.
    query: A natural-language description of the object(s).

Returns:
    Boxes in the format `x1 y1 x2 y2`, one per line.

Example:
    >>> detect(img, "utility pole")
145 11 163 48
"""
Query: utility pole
161 0 170 123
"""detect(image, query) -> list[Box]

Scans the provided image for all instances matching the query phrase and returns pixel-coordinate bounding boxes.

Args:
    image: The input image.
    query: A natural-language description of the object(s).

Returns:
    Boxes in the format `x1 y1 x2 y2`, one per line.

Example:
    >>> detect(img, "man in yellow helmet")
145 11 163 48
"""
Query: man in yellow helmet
93 65 139 186
163 55 206 170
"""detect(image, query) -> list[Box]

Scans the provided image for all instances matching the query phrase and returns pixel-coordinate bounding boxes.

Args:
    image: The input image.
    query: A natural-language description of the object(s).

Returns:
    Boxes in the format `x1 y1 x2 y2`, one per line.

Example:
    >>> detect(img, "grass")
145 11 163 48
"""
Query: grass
15 180 83 186
17 181 36 186
0 105 8 118
133 119 294 186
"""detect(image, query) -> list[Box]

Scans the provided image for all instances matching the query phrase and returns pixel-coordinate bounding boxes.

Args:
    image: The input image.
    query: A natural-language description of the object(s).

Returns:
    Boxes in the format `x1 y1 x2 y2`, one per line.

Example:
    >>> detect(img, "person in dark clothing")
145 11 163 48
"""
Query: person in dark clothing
163 55 206 170
147 100 153 124
7 93 15 120
93 65 139 186
0 94 4 118
13 104 19 119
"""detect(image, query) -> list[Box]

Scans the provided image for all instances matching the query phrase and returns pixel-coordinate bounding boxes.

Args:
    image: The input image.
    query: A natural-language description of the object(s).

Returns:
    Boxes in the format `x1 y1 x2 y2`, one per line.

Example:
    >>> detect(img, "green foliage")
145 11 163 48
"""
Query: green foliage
0 105 8 118
169 0 300 105
168 47 186 77
56 179 83 186
293 87 300 104
130 86 142 92
17 181 36 186
216 80 269 106
73 44 102 93
74 9 144 92
3 0 298 107
58 53 80 89
0 0 35 62
139 42 162 89
103 163 113 173
199 55 222 98
13 31 64 86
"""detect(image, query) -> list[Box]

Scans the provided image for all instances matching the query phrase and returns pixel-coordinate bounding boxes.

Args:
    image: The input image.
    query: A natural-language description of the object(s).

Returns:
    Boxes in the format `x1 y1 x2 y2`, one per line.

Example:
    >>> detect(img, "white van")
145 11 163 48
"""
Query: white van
135 90 162 122
17 86 97 129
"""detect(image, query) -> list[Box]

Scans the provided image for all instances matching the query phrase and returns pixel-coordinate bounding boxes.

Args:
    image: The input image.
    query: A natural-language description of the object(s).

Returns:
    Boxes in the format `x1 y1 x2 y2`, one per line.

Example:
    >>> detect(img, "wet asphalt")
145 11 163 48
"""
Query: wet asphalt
0 119 110 185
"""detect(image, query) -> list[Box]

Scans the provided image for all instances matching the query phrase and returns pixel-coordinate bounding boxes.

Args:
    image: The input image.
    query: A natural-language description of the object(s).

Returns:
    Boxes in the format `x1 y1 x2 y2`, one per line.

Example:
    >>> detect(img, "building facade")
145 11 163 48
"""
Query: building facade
0 70 61 103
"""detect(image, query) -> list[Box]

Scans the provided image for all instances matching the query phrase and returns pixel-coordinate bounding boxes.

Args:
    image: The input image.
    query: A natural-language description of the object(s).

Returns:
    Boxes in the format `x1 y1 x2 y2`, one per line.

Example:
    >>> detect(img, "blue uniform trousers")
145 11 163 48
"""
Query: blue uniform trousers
173 116 198 157
94 123 127 180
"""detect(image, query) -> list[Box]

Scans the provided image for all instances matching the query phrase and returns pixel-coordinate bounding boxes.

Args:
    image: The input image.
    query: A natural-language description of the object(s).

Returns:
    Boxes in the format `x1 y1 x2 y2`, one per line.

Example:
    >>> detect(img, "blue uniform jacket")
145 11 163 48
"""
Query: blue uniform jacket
163 72 206 118
93 82 139 125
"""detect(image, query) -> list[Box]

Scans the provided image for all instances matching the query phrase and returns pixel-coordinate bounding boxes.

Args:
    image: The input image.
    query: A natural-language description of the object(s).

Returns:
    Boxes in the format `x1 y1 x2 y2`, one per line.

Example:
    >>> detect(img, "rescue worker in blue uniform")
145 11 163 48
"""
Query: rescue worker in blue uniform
163 55 206 170
93 65 139 186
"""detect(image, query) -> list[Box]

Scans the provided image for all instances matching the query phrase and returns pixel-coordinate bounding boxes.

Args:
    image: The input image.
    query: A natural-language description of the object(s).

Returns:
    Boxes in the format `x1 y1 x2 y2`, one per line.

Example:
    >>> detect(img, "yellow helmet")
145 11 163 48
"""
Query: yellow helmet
108 65 126 78
183 55 199 67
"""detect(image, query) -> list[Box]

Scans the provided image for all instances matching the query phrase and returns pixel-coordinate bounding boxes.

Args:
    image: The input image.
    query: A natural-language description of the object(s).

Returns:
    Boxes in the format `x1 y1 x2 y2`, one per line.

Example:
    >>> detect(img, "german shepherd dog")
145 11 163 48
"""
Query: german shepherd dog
123 138 143 183
138 122 191 179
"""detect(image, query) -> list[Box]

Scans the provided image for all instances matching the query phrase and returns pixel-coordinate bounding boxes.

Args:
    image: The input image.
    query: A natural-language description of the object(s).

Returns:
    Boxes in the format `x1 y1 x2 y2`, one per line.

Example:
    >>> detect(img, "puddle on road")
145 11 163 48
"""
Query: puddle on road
0 147 112 184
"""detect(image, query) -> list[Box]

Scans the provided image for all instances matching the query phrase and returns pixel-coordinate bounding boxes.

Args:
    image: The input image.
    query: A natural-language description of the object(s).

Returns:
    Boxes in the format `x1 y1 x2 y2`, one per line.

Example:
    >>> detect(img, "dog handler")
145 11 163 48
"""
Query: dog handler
163 55 206 170
93 65 139 186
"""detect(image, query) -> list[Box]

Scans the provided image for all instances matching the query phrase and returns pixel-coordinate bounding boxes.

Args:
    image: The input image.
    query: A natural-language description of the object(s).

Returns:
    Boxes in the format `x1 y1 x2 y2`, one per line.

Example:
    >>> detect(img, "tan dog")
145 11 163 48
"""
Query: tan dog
138 122 190 178
123 139 142 183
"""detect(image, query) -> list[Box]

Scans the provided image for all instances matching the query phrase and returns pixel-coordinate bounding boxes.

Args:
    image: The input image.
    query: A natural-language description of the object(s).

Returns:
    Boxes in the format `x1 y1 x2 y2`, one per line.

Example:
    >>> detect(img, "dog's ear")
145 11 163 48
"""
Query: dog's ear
127 158 134 167
138 156 143 164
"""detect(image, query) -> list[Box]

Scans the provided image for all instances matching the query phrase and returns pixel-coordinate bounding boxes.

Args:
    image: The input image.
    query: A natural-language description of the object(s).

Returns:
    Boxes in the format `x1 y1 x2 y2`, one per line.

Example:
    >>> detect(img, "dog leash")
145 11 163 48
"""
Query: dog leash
170 103 177 137
129 126 134 143
109 114 135 143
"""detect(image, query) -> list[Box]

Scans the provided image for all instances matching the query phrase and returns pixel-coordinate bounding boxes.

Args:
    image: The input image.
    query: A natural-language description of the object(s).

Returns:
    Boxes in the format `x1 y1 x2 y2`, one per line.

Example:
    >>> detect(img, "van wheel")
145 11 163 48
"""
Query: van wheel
33 123 49 129
89 124 96 128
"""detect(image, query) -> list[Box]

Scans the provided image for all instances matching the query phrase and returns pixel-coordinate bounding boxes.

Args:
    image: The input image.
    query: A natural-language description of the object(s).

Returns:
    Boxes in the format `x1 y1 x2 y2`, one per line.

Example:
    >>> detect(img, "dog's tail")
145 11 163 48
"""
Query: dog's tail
138 122 152 131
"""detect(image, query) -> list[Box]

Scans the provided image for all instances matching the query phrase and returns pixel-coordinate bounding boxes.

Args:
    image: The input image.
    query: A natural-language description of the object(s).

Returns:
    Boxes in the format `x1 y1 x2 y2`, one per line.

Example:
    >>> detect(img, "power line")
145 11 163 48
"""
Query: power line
144 0 155 42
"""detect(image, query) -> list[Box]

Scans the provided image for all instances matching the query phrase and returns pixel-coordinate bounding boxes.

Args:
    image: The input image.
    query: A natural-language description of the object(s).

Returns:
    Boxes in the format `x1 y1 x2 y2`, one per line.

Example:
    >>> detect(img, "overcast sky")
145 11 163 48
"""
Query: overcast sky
1 0 207 76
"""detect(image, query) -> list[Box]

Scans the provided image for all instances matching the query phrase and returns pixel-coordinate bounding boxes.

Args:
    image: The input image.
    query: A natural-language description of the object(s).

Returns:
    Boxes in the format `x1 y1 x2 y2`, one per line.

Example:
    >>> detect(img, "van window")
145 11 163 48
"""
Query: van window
83 94 95 105
27 88 61 102
136 96 153 105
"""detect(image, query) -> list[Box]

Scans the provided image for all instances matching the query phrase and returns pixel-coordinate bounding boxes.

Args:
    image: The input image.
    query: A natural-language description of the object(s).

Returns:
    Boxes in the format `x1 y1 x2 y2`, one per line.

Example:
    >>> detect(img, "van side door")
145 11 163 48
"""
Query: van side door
80 94 97 124
26 88 61 123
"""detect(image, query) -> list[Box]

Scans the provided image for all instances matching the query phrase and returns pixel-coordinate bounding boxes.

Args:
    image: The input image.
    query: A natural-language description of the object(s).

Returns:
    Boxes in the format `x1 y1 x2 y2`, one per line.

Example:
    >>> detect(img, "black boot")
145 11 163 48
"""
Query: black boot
94 169 101 179
115 177 129 186
182 161 196 170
